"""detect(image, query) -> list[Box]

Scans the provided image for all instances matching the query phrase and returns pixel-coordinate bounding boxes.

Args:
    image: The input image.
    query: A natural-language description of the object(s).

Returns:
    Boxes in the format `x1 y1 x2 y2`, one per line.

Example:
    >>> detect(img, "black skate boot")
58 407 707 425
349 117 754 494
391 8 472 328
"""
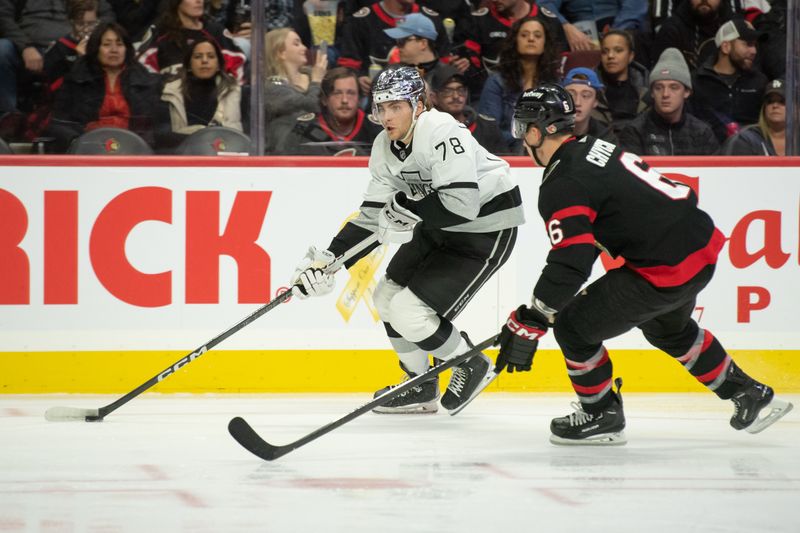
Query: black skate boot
441 350 495 415
372 372 439 414
550 378 627 446
729 375 793 434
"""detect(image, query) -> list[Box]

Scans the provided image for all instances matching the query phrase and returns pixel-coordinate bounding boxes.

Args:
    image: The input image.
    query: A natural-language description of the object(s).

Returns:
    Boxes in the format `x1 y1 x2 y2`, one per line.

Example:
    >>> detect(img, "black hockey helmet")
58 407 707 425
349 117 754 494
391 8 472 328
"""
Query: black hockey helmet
512 83 576 140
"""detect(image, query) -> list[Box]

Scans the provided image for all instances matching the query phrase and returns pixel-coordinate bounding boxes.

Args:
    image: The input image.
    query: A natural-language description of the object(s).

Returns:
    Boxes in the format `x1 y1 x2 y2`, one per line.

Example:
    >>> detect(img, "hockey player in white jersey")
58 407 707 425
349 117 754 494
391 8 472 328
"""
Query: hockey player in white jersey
292 66 524 414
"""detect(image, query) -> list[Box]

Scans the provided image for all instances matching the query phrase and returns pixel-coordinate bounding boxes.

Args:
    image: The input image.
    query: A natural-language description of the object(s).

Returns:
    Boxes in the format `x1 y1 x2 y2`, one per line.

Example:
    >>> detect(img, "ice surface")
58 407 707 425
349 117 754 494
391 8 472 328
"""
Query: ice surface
1 393 798 532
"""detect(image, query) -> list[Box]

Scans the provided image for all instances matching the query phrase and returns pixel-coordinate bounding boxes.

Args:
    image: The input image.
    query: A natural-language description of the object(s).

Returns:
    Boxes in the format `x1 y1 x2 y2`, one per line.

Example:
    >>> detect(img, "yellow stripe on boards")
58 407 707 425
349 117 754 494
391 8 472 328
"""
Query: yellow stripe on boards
1 350 798 393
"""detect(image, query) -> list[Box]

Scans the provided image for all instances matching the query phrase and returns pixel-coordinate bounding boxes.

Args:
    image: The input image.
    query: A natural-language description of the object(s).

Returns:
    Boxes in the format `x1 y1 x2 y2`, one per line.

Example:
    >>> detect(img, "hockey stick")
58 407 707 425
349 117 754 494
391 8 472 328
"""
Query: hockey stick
44 234 379 422
228 334 498 461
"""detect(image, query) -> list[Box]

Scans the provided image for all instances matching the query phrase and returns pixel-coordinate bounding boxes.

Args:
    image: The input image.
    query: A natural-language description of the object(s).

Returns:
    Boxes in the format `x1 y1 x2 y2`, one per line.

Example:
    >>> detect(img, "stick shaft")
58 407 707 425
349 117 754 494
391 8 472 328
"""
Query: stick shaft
229 334 497 461
93 234 378 419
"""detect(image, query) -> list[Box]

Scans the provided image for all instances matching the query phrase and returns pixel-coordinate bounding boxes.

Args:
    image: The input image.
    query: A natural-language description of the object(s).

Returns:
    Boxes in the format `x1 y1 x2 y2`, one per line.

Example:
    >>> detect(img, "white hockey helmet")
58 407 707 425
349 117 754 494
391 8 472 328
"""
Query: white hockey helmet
371 66 426 118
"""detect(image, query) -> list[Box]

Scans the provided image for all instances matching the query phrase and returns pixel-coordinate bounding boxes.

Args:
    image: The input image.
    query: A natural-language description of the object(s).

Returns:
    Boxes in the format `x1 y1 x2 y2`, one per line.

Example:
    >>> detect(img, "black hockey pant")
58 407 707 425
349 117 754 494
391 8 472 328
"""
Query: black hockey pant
552 264 739 411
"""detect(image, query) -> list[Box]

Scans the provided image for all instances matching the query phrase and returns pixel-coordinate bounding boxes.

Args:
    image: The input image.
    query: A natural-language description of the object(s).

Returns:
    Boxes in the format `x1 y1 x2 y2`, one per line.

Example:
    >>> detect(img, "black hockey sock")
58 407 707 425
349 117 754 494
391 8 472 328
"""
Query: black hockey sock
665 329 735 398
565 346 615 411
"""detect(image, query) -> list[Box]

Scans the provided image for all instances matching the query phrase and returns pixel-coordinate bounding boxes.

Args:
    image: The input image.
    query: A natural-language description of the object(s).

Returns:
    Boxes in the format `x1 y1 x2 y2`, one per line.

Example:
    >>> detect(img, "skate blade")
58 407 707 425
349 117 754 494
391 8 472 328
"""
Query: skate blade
745 398 793 434
372 399 440 414
446 370 499 416
549 431 627 446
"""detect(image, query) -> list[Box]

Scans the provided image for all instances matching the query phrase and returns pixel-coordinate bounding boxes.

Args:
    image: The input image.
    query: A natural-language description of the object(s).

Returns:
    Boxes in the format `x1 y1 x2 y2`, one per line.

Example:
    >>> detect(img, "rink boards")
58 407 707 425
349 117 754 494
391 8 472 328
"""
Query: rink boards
1 155 798 393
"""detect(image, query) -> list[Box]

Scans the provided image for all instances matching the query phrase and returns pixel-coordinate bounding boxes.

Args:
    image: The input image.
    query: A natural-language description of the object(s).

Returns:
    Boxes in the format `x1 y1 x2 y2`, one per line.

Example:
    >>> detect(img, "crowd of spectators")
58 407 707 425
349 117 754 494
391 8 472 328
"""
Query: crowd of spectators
0 0 788 156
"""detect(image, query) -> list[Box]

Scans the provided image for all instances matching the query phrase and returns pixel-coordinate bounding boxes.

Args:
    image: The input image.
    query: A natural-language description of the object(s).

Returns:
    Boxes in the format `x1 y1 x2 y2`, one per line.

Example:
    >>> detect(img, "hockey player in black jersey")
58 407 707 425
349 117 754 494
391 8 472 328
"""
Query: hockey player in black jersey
292 67 524 415
495 83 792 445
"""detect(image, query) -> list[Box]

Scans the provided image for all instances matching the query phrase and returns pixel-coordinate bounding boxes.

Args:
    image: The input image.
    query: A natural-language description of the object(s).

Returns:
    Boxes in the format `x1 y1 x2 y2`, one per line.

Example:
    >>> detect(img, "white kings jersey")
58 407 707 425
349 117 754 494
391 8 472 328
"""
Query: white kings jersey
355 108 525 235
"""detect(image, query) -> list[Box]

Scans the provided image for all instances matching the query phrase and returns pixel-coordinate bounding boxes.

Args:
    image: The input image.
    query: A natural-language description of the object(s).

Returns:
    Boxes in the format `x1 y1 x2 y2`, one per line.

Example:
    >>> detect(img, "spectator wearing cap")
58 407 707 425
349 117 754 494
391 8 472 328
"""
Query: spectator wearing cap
619 47 719 156
384 13 447 80
561 66 615 142
336 1 450 95
721 78 785 156
691 17 767 143
428 64 506 154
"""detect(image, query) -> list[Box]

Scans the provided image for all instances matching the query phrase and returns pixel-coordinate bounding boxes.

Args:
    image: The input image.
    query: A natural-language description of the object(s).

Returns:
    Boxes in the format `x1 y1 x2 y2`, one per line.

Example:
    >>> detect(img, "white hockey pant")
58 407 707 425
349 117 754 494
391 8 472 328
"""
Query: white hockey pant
373 276 469 376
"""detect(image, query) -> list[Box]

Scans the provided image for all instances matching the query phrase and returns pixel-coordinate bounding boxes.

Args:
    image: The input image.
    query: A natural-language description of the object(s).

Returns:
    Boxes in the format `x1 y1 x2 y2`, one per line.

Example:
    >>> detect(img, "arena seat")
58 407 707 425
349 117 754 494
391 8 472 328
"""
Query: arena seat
0 136 12 154
176 126 251 155
68 128 153 155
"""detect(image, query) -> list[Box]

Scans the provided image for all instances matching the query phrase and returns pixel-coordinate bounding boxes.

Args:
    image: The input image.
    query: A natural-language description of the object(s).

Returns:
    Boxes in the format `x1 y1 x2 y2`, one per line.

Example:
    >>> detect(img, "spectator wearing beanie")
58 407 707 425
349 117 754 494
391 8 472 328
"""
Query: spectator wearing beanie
619 47 719 156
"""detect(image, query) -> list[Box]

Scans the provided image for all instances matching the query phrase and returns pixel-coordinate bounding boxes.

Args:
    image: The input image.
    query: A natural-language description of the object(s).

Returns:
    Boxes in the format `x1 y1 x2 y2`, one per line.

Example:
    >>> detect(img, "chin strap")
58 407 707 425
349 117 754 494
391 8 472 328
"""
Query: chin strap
400 108 422 144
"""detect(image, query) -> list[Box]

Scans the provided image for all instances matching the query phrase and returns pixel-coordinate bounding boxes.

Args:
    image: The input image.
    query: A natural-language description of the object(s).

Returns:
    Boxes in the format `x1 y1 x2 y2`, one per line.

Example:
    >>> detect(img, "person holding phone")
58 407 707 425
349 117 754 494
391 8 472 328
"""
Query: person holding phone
44 0 101 88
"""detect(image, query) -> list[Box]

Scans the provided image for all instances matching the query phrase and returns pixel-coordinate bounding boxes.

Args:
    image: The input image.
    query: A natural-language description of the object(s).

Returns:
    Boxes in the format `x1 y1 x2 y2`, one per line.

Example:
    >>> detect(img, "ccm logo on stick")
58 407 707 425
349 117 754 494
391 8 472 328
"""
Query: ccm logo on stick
158 346 208 381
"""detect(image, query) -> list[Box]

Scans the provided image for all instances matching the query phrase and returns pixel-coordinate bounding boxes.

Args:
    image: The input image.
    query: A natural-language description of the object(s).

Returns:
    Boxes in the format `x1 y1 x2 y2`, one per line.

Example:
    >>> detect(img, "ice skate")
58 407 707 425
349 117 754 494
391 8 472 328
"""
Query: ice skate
441 352 495 415
550 377 627 446
372 373 440 414
730 380 793 434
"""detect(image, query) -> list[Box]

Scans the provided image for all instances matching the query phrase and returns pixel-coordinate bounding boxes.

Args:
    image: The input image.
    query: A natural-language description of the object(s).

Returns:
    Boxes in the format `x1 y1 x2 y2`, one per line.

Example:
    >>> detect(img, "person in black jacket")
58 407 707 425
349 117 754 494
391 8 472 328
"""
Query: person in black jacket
721 78 785 156
43 0 99 91
651 0 734 70
279 66 382 155
137 0 246 83
495 83 792 445
428 64 507 154
47 21 161 152
619 47 718 156
690 17 767 143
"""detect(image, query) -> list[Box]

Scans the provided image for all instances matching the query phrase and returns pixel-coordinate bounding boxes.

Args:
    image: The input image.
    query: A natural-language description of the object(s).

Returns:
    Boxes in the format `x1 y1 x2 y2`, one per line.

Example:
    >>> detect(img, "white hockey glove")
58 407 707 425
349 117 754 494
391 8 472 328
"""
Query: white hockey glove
377 192 421 244
290 246 337 299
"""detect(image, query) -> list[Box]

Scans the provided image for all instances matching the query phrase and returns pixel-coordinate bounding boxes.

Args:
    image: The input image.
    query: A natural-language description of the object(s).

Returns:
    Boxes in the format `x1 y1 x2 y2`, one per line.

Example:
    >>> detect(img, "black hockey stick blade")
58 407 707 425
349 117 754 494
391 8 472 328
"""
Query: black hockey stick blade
228 334 498 461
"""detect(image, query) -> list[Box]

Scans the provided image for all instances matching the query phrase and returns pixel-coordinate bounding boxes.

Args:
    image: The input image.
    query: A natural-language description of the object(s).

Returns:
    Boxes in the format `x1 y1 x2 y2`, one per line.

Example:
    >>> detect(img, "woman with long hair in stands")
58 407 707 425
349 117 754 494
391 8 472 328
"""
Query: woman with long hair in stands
155 37 245 152
722 79 786 156
477 16 559 153
595 29 648 129
48 21 161 152
263 27 328 153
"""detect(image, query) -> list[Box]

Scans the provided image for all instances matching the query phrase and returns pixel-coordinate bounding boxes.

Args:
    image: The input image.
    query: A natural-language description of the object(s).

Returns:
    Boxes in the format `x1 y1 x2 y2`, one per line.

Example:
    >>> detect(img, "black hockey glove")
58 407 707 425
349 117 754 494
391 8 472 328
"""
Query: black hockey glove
494 305 548 373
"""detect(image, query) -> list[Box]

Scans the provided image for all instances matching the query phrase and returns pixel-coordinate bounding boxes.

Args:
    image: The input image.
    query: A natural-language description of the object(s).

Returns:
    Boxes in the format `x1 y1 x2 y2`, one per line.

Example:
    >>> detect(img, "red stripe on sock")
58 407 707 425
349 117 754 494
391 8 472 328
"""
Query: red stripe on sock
565 349 608 370
696 356 730 383
572 378 611 395
700 330 714 352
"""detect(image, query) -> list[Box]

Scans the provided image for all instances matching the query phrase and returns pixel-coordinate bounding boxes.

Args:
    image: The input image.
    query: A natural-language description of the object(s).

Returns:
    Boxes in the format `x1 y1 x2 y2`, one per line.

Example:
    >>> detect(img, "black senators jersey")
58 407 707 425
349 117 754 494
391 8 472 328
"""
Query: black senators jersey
533 135 724 311
462 1 566 72
282 109 383 155
337 2 450 75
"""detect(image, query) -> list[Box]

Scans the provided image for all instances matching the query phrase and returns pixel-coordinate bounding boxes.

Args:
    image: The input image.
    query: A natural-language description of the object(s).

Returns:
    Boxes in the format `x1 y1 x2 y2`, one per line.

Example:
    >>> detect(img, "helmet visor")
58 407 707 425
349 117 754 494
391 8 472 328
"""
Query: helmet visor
512 116 533 140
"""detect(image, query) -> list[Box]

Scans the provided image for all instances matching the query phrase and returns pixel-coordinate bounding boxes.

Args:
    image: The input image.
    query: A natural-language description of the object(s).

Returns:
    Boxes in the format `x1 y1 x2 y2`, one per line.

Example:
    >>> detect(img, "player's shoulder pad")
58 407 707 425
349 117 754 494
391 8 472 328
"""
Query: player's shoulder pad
297 112 316 122
478 113 496 122
422 109 466 139
472 7 488 17
539 7 558 18
421 6 439 17
353 6 370 18
367 113 382 125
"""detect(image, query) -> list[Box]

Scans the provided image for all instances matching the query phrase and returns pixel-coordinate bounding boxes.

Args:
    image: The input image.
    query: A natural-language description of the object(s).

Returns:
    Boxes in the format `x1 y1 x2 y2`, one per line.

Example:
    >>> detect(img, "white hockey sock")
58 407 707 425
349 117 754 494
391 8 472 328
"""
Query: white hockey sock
431 335 470 362
388 337 430 376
